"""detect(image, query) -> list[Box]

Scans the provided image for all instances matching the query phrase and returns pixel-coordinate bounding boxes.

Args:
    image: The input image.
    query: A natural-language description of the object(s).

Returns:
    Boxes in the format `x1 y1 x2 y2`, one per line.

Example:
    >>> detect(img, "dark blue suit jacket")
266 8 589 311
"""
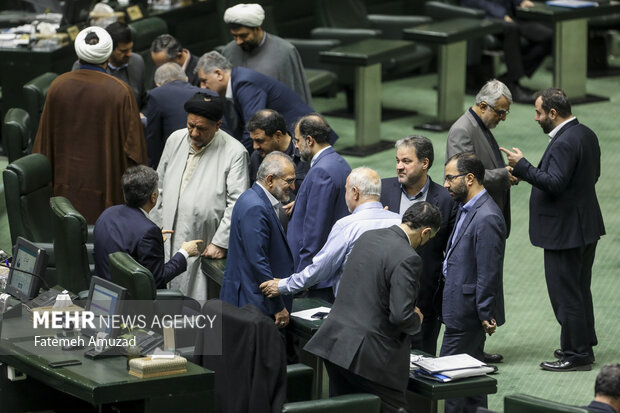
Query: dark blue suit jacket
442 191 506 331
143 81 218 169
220 184 294 316
287 147 351 275
230 67 338 150
93 204 186 288
513 119 605 250
380 177 457 316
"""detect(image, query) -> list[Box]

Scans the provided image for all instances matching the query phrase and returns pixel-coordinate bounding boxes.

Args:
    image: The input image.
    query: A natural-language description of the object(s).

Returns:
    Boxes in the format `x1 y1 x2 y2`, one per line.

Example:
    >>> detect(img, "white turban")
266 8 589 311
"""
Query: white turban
223 3 265 27
74 26 113 65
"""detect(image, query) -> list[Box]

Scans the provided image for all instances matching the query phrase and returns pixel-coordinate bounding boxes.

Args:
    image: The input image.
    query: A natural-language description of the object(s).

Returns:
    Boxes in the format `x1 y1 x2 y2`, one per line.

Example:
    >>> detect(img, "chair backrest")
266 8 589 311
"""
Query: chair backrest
50 196 91 294
128 16 168 91
2 153 54 246
2 108 33 164
22 72 57 135
315 0 371 29
108 251 157 301
504 394 591 413
282 394 382 413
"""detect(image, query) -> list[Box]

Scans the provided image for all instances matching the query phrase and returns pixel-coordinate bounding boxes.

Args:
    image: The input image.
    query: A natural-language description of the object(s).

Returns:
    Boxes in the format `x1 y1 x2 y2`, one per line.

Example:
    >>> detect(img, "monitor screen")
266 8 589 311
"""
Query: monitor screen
6 237 48 302
82 276 127 338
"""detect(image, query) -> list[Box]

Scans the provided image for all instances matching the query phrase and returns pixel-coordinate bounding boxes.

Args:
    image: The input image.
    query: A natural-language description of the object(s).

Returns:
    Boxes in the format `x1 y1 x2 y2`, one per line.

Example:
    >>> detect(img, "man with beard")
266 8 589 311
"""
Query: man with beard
221 3 312 104
441 152 506 413
501 89 605 372
220 152 296 328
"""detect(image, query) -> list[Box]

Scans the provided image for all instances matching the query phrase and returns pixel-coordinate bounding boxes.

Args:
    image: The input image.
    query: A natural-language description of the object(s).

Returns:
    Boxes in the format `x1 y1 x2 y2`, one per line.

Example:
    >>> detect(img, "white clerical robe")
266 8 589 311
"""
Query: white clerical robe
151 128 249 300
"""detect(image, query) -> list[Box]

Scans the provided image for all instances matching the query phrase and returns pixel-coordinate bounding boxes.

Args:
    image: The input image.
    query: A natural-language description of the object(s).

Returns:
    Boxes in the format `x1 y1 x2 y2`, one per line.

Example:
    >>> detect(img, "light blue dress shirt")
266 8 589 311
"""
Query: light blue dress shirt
278 201 401 295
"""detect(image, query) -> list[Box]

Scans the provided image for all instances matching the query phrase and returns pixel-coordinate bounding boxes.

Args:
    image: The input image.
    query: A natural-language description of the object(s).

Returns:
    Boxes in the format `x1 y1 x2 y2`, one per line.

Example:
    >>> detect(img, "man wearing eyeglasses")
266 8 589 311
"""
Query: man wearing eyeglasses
446 79 516 364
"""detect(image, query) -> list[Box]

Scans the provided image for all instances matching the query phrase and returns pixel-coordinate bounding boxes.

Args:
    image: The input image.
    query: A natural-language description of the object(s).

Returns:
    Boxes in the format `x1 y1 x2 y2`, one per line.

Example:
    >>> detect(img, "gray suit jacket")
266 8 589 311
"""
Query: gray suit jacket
304 226 422 391
446 109 511 236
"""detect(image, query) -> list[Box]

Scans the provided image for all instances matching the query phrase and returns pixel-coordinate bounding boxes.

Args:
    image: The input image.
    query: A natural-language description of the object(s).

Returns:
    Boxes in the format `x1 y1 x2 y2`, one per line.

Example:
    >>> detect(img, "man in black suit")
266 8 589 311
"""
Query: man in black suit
380 135 457 356
501 88 605 371
584 364 620 413
150 34 200 86
304 202 442 413
93 165 203 287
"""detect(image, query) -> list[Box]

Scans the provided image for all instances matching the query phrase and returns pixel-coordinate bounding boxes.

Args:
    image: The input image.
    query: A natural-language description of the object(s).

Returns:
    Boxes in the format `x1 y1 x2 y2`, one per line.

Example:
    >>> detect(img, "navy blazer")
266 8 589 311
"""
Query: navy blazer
230 67 338 150
143 81 218 168
442 191 506 331
93 204 186 288
380 177 457 315
287 147 351 275
220 184 295 316
185 54 200 86
513 119 605 250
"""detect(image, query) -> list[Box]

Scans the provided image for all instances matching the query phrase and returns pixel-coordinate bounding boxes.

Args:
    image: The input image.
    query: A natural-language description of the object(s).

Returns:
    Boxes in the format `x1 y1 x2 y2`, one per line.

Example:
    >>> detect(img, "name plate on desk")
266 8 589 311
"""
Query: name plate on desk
66 26 79 42
126 5 143 21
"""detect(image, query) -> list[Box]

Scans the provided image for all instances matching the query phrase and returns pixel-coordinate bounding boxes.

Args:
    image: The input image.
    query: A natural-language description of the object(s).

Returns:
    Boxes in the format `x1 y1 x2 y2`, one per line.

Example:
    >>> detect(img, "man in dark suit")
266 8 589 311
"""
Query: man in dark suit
194 51 338 151
143 62 219 168
441 153 506 413
583 364 620 413
501 88 605 372
286 114 350 302
304 202 442 413
150 34 200 86
380 135 457 356
219 152 296 328
93 165 202 287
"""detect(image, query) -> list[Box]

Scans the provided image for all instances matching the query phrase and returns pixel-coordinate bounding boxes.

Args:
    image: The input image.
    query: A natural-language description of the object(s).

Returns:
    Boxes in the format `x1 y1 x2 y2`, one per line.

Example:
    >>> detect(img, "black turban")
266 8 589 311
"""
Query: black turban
184 93 224 121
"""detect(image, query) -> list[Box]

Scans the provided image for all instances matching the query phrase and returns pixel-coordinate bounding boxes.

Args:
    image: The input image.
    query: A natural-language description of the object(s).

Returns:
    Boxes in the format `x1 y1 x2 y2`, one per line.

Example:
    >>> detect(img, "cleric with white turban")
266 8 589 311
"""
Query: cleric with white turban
223 3 265 27
74 26 113 65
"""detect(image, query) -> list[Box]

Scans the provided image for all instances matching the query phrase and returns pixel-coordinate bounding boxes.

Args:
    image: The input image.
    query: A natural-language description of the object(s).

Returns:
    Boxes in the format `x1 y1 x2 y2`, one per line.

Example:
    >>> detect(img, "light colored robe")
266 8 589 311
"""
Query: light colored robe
151 128 249 300
222 31 312 105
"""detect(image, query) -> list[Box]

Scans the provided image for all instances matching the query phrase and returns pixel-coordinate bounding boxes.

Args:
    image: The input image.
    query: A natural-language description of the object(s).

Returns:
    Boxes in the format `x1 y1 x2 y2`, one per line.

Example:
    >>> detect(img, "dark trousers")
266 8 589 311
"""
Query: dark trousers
410 315 442 356
324 360 409 413
440 326 487 413
544 242 598 364
500 19 553 81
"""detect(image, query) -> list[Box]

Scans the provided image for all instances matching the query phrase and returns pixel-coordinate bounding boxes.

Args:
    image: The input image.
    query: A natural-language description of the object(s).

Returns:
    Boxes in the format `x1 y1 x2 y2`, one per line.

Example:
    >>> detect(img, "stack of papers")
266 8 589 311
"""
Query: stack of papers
546 0 598 8
411 354 497 382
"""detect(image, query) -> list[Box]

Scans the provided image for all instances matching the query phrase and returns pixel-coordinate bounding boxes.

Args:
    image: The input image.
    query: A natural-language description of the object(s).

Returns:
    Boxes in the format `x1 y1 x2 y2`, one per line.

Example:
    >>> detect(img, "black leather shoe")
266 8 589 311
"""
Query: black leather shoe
540 360 592 372
554 349 564 359
484 352 504 363
511 84 536 104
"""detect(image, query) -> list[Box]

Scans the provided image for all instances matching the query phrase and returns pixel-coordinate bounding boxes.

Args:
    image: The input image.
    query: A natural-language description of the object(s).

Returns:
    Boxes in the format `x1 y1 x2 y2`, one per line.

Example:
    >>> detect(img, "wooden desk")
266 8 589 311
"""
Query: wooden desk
516 1 620 103
0 313 214 413
320 38 416 156
403 18 502 131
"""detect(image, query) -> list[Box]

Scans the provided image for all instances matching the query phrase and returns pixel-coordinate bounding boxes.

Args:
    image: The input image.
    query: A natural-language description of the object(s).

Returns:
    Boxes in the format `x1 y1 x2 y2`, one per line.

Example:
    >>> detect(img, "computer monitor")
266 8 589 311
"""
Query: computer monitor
81 276 127 339
5 237 49 302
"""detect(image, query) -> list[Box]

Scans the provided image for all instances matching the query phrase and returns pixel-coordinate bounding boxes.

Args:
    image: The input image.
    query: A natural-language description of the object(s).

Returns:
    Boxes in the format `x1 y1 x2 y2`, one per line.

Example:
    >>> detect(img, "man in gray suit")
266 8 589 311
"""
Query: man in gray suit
304 202 442 413
441 153 506 413
446 79 516 364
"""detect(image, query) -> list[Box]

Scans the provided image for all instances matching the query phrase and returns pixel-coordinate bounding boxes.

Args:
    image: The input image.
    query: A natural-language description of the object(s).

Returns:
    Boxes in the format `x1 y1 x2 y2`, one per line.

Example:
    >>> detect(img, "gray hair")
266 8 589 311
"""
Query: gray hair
475 79 513 106
195 51 233 75
256 151 294 183
348 167 381 199
154 62 186 86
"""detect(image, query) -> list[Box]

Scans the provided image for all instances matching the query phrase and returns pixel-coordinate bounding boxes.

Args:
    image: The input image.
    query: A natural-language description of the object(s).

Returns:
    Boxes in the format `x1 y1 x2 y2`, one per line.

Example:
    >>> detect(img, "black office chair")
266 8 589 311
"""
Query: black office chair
2 108 33 163
23 72 57 135
128 16 168 91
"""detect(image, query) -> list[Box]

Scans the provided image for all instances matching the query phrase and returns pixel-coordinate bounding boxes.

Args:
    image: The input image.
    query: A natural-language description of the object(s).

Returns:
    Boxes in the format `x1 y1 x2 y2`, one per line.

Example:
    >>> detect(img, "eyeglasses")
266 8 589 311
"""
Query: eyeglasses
276 176 296 186
444 172 468 182
487 103 510 118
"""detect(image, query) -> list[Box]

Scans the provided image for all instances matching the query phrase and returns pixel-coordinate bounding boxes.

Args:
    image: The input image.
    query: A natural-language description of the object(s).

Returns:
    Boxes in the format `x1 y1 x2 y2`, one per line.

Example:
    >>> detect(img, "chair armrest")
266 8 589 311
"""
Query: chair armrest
311 27 381 44
425 1 485 20
155 289 184 300
368 14 432 39
87 224 94 243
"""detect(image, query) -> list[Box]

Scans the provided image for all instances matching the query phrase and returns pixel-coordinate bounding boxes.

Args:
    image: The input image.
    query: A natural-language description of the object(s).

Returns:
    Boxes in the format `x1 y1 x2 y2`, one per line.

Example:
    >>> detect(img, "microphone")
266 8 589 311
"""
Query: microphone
0 261 50 290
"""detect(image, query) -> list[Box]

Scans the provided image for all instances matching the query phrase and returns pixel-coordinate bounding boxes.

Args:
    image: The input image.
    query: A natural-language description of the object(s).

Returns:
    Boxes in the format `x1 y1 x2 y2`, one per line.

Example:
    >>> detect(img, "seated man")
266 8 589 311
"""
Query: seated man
72 22 146 108
150 34 200 86
221 3 312 104
195 51 338 150
94 165 202 287
584 364 620 413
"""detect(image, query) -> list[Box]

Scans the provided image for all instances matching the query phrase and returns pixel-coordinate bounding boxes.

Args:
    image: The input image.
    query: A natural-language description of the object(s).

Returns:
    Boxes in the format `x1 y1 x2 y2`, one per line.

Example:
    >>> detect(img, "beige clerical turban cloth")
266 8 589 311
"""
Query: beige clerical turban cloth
223 3 265 27
74 26 113 64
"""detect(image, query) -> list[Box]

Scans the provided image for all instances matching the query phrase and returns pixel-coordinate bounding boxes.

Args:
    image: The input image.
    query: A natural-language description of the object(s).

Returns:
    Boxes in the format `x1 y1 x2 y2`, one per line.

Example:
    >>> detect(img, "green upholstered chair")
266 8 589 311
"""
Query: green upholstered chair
22 72 57 136
504 394 590 413
2 108 33 163
49 196 93 294
286 363 315 403
282 394 381 413
128 16 168 91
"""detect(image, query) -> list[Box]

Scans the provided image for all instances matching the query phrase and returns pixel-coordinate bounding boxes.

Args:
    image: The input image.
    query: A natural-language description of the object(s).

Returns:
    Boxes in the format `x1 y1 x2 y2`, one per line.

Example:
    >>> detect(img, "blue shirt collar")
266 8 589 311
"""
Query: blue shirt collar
400 176 429 201
351 201 383 214
461 188 487 212
79 63 107 73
